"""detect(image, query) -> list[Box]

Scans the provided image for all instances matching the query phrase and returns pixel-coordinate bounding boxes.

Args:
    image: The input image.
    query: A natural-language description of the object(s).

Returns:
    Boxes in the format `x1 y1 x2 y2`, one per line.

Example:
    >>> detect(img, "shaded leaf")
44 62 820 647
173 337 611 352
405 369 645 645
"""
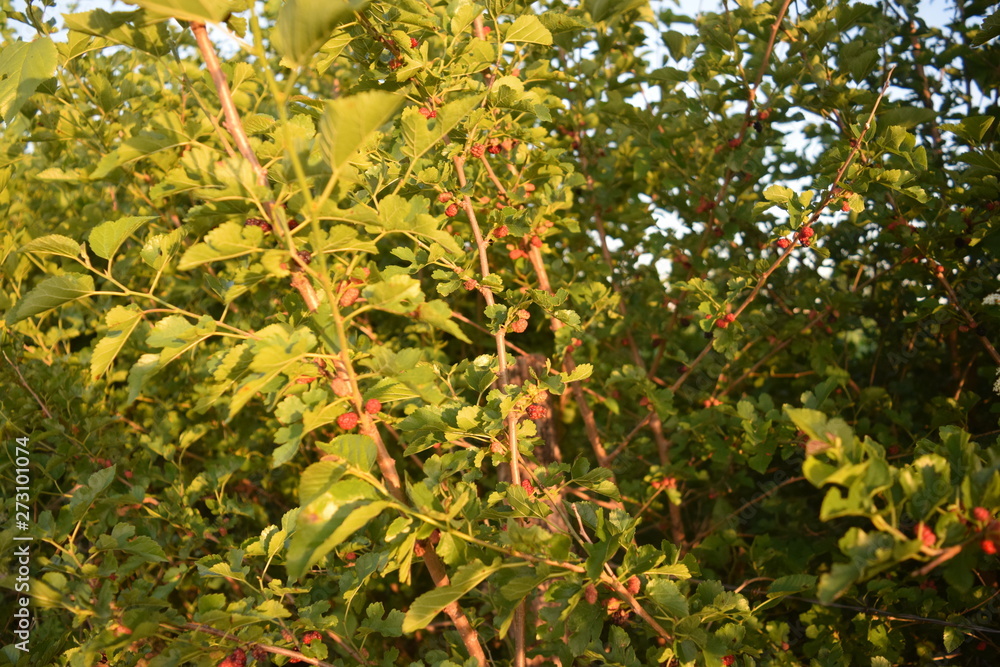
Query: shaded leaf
5 273 95 325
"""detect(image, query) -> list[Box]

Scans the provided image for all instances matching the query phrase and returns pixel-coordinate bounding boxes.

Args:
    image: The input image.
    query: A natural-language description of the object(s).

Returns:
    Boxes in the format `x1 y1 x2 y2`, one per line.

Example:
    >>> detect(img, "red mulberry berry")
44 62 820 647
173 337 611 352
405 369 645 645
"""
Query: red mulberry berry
337 412 359 430
438 192 453 202
364 399 382 414
526 404 546 420
418 107 433 118
974 507 992 522
982 540 998 555
487 144 502 154
470 144 486 158
245 218 272 234
722 656 735 667
410 37 419 48
715 317 729 329
776 238 791 249
919 524 936 547
584 584 598 604
445 203 459 217
625 576 641 595
296 250 312 264
303 631 322 645
510 318 528 333
530 235 543 248
493 225 509 238
728 138 741 149
388 57 403 70
797 226 815 240
463 278 478 291
339 287 360 308
520 479 535 494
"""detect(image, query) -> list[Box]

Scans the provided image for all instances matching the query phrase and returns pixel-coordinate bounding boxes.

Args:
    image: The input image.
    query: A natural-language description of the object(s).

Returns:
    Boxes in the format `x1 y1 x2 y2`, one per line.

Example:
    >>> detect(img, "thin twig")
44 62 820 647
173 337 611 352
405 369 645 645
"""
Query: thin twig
190 22 268 189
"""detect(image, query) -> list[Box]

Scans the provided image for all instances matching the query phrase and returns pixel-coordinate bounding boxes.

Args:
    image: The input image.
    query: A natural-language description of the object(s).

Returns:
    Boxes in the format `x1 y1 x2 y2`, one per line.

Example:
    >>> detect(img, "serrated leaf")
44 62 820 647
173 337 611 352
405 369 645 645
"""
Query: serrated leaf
320 91 402 176
503 15 552 44
286 498 389 582
402 94 483 160
90 305 144 380
274 0 370 67
0 37 57 124
402 560 501 632
646 579 689 618
178 221 263 269
5 273 95 325
127 0 233 22
88 216 156 260
19 235 82 258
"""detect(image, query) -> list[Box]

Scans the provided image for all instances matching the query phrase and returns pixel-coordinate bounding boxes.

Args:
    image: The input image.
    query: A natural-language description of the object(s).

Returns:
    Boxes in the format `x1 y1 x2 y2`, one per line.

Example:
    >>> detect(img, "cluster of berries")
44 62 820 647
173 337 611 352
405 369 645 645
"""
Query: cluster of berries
510 308 530 333
336 400 383 431
715 312 736 329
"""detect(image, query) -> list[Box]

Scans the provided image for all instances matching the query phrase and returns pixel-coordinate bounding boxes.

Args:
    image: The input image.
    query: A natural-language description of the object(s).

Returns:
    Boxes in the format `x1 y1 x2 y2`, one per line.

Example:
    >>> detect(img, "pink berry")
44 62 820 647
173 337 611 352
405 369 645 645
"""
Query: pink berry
493 225 509 238
982 540 997 555
339 287 360 308
438 192 453 202
410 37 419 48
625 576 641 595
974 507 992 522
776 238 791 249
520 479 535 494
337 412 359 430
445 204 459 217
510 318 528 333
526 404 546 420
470 144 486 158
364 399 382 414
584 584 598 604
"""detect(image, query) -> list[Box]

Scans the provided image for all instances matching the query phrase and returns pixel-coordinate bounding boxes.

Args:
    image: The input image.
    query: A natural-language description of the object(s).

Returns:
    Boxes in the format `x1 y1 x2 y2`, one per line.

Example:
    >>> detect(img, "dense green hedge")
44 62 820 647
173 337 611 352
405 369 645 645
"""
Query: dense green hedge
1 0 999 665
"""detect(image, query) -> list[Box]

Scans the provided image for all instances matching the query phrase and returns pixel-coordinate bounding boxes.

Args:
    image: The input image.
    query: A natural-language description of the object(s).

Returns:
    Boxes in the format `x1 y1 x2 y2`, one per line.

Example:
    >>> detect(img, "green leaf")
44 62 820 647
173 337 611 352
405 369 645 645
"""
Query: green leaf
402 94 483 160
319 91 402 176
178 221 264 269
90 304 144 380
286 497 389 582
763 185 794 204
363 275 425 314
274 0 371 67
319 434 378 471
0 37 57 124
19 235 82 258
5 273 95 325
88 216 156 261
972 7 1000 46
402 560 501 633
127 0 234 22
503 15 552 44
63 9 173 56
767 574 816 596
646 579 689 618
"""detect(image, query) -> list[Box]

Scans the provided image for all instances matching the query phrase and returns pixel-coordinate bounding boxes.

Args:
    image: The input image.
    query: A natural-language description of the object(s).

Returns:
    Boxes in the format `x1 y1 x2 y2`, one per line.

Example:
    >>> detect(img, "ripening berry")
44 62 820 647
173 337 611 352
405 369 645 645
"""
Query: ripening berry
919 524 936 547
388 57 402 70
974 507 992 522
758 109 770 121
470 144 486 158
488 144 502 154
244 218 272 234
219 649 246 667
728 138 742 149
625 576 641 595
526 404 546 420
725 313 736 323
493 225 509 238
509 248 526 260
722 656 735 667
981 539 997 555
715 317 730 329
463 278 478 291
530 235 543 248
251 646 268 663
841 201 852 212
418 107 433 118
303 631 322 645
521 479 535 494
445 203 459 217
438 192 453 203
776 238 791 249
584 584 598 604
337 412 359 430
516 309 530 320
798 226 815 240
510 318 528 333
339 287 360 308
410 37 419 48
296 250 312 265
365 399 382 414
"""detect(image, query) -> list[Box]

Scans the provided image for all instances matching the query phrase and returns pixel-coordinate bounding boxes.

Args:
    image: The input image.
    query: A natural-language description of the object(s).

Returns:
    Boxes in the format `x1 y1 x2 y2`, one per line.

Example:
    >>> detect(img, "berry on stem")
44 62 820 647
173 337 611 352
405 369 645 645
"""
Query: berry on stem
776 238 791 249
470 144 486 158
339 287 360 308
445 203 459 217
364 398 382 414
526 404 546 420
337 412 359 430
974 507 992 522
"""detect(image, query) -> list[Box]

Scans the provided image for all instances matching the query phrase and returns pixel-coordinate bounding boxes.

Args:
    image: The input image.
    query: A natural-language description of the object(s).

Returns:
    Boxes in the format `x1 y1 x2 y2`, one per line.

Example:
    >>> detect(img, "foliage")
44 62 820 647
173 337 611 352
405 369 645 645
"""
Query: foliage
2 0 1000 665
